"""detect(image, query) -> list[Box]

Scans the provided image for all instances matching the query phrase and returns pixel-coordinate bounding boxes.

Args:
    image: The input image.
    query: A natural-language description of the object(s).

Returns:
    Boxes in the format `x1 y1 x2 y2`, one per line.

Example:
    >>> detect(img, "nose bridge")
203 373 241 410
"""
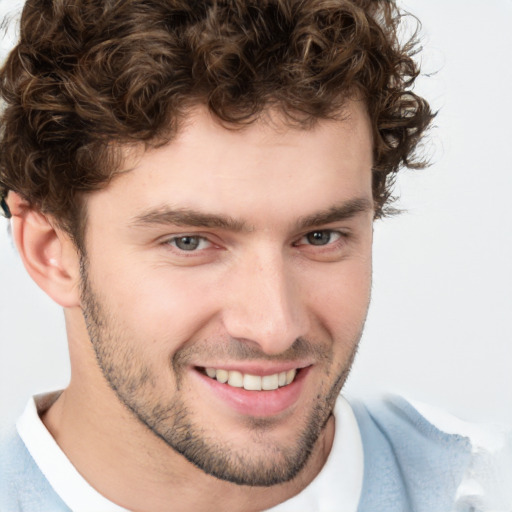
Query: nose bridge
222 245 307 355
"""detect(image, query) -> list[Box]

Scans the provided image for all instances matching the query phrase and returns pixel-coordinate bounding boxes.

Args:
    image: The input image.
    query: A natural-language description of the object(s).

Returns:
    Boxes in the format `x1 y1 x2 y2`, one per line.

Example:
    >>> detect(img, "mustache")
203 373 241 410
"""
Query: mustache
172 336 332 369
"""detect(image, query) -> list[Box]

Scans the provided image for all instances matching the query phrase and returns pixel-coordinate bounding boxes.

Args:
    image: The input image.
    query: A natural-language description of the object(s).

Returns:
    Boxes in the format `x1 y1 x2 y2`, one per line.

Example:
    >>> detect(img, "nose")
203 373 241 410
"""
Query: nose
221 249 309 356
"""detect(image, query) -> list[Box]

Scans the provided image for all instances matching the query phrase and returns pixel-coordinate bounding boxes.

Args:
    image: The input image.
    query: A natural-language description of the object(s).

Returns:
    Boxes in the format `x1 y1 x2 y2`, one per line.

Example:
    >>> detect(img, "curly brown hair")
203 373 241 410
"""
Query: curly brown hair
0 0 433 249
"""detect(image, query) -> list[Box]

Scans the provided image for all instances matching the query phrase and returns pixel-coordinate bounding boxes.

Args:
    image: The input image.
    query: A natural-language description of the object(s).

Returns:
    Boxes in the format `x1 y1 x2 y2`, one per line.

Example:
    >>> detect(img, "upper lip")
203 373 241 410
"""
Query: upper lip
194 361 312 376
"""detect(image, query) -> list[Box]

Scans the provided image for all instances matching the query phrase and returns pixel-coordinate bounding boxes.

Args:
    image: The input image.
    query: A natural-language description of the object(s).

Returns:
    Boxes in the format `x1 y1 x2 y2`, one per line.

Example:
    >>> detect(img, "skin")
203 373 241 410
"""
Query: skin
17 102 374 511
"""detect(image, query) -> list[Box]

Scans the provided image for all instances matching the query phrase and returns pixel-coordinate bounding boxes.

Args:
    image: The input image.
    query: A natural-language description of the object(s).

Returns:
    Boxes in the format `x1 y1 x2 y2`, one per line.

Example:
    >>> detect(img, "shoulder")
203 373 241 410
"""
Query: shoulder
349 395 512 512
352 394 473 450
348 395 473 512
0 424 71 512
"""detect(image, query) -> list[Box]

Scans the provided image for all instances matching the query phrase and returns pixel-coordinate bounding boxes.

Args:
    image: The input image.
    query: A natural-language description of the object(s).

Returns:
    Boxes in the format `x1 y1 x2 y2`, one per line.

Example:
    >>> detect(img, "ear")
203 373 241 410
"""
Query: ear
8 192 81 308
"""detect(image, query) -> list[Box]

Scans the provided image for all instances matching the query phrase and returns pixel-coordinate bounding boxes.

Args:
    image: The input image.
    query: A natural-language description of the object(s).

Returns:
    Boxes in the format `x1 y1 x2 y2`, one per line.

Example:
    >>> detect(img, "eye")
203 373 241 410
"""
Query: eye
298 230 343 246
167 235 212 251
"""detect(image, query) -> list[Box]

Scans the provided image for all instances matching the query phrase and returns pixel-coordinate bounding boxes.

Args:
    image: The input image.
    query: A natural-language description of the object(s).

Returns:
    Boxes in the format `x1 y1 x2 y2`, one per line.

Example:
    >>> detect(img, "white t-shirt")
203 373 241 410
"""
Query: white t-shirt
17 392 364 512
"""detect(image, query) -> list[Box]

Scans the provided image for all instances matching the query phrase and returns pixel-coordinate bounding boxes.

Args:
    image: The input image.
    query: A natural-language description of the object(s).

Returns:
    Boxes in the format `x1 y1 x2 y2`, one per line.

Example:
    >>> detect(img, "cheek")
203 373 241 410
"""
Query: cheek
87 235 372 356
306 258 372 340
96 263 222 350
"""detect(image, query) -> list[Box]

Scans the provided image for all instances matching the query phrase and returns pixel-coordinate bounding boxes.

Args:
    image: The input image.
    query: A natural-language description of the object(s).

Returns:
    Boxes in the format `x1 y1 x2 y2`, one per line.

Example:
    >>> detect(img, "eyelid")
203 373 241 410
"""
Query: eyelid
294 228 348 246
162 233 214 252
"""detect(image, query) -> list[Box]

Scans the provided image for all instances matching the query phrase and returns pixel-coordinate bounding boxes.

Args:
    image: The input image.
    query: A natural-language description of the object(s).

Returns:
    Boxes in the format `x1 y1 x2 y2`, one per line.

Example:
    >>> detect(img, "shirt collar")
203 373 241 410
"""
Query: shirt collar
17 392 130 512
267 395 364 512
17 392 363 512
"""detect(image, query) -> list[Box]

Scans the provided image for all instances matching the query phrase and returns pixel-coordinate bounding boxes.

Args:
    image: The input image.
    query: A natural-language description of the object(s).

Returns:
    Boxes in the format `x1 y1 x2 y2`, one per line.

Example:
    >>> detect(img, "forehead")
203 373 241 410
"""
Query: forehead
86 102 374 228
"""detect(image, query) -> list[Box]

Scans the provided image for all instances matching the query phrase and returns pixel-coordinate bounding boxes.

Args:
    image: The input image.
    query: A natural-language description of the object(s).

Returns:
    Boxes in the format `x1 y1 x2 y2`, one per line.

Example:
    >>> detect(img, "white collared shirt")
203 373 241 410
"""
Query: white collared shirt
17 392 364 512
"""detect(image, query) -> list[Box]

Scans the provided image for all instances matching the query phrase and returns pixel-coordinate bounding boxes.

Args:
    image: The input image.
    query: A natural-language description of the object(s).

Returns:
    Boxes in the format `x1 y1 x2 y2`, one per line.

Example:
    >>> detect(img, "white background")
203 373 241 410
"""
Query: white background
1 0 511 429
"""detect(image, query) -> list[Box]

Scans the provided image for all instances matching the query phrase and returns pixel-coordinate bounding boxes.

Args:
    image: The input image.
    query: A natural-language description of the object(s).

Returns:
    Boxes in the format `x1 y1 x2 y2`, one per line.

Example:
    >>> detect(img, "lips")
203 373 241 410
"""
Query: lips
203 367 297 391
194 365 310 417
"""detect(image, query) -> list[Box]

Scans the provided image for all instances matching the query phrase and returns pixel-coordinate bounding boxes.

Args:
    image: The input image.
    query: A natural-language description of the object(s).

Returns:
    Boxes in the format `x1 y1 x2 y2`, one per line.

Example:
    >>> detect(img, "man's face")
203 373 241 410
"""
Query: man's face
79 103 374 486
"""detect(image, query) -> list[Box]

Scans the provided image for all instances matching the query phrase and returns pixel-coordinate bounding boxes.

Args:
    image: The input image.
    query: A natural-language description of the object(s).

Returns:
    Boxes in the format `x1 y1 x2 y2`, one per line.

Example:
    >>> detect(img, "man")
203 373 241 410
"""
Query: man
0 1 493 511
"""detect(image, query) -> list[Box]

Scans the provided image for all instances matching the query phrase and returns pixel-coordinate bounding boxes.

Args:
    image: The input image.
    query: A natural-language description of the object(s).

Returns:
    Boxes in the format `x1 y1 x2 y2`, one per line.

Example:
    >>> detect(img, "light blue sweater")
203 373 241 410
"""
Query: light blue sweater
0 396 472 512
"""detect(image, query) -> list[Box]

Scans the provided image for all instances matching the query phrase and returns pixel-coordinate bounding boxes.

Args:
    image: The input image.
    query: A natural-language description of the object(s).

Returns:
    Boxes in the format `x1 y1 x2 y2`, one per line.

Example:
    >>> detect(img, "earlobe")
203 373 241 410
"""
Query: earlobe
8 192 81 308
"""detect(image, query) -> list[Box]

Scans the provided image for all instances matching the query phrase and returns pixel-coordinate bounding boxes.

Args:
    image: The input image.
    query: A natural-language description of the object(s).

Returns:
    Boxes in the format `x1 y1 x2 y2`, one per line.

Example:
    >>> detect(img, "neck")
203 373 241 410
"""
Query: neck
42 378 335 512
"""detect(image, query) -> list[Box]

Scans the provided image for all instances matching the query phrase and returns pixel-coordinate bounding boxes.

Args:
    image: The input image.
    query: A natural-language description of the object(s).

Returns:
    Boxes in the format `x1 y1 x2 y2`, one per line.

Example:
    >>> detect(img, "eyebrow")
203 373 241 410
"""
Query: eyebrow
294 197 374 231
130 207 250 232
130 197 374 232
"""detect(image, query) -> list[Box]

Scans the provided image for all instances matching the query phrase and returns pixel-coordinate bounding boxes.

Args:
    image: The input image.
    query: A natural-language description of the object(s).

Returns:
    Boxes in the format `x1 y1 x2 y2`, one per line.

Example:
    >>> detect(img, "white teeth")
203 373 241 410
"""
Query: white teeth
243 374 262 391
285 369 296 385
203 367 299 390
262 374 279 391
216 369 229 383
227 370 243 388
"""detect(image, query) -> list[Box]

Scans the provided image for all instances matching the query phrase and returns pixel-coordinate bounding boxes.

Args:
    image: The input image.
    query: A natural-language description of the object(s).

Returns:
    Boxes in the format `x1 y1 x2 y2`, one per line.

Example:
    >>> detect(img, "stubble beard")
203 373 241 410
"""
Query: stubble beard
79 258 362 487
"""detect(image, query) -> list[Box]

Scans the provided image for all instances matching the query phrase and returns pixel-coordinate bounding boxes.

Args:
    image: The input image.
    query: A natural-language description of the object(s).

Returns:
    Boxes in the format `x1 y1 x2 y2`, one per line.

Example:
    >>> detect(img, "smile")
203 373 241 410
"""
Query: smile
194 365 310 417
202 367 298 391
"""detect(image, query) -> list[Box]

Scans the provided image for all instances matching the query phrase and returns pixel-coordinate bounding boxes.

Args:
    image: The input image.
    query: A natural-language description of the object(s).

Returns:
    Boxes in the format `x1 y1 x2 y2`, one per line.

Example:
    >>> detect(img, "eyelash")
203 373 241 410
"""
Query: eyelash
163 229 348 254
293 230 345 248
165 235 213 252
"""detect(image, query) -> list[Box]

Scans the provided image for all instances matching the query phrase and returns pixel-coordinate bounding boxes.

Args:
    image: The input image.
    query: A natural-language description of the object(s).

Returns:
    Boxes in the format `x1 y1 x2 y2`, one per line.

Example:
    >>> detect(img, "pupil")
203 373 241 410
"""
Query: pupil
176 236 200 251
307 231 330 246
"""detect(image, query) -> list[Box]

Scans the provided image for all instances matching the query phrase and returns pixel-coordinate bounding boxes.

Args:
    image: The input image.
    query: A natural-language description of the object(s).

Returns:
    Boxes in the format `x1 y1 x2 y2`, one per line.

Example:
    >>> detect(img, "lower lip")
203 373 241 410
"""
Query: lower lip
193 367 310 417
